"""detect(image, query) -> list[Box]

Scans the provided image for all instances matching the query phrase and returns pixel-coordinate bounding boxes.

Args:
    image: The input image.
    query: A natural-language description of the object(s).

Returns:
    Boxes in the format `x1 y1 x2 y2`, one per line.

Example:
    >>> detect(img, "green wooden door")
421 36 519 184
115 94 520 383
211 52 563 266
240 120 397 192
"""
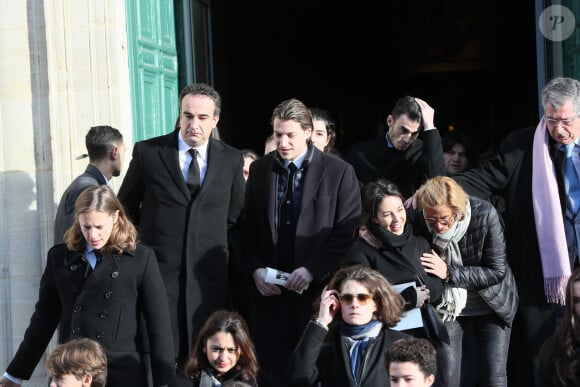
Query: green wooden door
561 0 580 78
126 0 179 141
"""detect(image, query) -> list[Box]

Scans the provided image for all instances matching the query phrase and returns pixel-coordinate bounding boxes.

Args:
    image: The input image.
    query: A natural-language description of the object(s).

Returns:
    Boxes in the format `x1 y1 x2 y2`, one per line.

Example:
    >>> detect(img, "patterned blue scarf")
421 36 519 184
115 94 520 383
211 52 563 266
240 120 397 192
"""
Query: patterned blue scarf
339 319 382 385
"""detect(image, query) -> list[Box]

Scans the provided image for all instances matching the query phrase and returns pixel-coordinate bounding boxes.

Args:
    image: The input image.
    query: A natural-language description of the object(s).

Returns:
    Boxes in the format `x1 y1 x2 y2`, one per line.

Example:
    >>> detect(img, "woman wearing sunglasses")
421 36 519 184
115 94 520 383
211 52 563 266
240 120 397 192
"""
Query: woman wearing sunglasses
414 176 519 387
287 264 410 386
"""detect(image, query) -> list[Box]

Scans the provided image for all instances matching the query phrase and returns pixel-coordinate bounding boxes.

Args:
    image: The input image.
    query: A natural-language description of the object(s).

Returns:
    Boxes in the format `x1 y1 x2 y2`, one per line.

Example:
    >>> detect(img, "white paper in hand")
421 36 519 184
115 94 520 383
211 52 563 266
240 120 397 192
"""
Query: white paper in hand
391 281 424 331
264 267 308 294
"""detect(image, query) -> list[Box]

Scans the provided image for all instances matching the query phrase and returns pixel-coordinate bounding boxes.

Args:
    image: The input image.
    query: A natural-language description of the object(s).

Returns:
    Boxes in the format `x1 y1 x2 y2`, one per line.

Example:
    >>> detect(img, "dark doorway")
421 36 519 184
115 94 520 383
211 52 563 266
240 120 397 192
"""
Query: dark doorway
212 1 538 158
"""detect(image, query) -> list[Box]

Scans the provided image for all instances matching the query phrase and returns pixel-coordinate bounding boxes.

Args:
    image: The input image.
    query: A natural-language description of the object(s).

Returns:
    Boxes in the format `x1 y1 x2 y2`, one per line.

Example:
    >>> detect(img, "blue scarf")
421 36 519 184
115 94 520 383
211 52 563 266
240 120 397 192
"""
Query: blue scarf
339 320 382 385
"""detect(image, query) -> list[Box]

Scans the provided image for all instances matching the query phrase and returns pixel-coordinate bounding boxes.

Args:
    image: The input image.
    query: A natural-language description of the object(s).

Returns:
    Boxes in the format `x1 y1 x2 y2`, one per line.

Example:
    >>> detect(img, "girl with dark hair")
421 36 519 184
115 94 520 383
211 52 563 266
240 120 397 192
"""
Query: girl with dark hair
185 310 259 387
539 266 580 386
310 107 340 156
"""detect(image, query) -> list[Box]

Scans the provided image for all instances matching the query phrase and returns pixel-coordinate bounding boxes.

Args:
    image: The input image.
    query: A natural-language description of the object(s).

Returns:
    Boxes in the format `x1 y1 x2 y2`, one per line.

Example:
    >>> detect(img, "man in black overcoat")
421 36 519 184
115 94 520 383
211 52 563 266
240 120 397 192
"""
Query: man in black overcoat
118 83 245 386
453 76 580 386
240 98 362 386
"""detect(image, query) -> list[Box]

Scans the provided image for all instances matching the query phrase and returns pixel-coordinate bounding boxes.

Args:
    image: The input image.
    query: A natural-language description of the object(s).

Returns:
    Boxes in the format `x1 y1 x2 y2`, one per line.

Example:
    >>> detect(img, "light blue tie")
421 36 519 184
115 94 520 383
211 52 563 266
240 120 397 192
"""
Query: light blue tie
564 143 580 215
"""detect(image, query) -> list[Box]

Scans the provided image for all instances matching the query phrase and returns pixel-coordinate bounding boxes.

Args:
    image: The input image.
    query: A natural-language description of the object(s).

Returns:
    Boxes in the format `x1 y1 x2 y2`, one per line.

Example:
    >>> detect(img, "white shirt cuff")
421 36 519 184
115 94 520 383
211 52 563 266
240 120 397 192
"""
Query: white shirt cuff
3 372 23 384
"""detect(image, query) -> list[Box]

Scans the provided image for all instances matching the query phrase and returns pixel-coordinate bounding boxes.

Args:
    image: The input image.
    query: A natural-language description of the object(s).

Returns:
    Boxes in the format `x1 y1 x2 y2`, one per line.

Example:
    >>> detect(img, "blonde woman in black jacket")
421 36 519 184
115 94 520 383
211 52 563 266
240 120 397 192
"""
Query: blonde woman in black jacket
415 176 519 387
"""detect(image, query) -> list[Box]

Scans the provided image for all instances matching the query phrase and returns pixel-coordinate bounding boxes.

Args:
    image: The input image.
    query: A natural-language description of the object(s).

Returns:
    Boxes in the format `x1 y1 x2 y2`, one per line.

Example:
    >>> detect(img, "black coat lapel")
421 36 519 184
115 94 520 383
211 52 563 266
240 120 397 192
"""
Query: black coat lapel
159 130 190 199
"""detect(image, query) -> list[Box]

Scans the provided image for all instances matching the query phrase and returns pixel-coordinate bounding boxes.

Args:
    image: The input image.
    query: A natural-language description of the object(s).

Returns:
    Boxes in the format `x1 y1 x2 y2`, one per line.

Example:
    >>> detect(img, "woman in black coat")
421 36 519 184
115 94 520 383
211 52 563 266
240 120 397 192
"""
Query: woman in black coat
415 176 519 387
0 186 175 387
342 179 444 316
288 264 410 387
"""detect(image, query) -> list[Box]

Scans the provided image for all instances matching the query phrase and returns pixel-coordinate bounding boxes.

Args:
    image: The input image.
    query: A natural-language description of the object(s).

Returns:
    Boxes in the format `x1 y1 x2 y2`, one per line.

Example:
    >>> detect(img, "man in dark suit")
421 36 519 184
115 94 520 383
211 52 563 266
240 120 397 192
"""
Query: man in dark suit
117 83 245 386
346 96 444 198
53 125 125 244
240 98 362 386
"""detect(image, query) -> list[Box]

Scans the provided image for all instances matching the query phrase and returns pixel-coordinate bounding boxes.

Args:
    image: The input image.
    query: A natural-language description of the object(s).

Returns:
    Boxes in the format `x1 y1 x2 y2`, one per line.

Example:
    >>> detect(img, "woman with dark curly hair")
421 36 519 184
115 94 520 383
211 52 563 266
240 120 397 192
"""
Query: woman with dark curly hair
288 264 409 386
539 266 580 386
185 310 259 387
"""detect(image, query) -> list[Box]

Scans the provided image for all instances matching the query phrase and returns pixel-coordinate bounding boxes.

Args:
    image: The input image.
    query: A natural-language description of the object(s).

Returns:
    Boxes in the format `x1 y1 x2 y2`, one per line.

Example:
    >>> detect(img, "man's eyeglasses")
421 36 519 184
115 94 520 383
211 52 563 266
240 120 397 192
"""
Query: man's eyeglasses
424 214 455 227
340 293 373 305
546 116 579 128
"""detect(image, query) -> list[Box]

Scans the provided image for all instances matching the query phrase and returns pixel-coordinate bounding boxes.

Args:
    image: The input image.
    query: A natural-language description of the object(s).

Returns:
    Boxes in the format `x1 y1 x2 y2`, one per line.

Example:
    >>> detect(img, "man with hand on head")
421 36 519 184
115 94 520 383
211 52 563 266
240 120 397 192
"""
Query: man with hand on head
346 96 444 198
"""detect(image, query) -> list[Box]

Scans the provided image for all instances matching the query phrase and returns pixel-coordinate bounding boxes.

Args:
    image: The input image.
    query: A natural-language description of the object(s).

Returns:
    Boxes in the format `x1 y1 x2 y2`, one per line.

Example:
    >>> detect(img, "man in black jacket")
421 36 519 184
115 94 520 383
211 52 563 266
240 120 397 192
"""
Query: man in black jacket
53 125 125 244
241 98 361 387
346 96 444 198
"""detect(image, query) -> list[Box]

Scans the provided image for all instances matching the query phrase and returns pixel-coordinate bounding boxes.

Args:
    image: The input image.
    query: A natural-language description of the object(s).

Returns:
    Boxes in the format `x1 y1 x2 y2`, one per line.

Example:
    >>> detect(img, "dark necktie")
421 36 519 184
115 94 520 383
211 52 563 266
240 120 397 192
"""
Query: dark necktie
283 162 298 223
84 250 102 278
277 163 298 271
564 143 580 214
187 148 200 195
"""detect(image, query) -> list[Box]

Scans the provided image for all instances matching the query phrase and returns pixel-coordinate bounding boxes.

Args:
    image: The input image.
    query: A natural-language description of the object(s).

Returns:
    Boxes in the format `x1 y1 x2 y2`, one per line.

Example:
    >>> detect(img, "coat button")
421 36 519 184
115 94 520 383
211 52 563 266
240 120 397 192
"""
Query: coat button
104 291 113 299
111 271 119 279
71 327 80 334
70 264 79 271
73 306 80 313
96 331 105 340
99 311 109 319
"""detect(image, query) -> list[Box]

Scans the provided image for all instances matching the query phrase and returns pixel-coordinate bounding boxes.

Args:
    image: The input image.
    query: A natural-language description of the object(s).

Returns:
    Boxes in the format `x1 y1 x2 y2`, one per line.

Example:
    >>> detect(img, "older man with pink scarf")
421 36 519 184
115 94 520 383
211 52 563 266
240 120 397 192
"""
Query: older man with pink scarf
452 76 580 387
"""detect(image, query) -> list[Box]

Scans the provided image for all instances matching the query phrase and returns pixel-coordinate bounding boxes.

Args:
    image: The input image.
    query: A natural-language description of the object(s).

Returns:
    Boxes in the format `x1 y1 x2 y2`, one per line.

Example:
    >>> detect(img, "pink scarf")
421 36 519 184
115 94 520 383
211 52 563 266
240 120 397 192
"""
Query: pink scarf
532 116 571 305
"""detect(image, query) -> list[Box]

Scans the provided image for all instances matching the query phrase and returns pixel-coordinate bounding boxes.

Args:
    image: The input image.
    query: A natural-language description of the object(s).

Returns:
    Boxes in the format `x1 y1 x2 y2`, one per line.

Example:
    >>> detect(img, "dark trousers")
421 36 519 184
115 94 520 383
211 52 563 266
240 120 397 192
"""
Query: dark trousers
435 313 511 387
507 303 557 387
249 288 317 387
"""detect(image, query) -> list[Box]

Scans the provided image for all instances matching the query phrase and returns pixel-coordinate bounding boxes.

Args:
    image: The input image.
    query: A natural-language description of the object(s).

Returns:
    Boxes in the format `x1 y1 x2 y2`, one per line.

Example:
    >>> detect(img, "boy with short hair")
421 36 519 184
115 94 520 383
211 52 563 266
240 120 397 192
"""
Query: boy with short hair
385 337 436 387
45 338 107 387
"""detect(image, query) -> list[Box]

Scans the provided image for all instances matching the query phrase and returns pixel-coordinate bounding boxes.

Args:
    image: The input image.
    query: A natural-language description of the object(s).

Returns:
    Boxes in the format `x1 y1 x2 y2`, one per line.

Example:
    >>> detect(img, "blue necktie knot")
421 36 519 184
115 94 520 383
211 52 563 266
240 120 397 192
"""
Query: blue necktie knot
563 143 580 215
566 143 576 158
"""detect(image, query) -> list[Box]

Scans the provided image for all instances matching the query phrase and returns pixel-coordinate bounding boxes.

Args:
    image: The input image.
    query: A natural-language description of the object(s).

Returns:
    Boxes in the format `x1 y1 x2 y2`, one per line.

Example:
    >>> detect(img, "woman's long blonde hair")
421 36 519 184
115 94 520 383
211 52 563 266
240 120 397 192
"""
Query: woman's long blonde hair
65 186 137 254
